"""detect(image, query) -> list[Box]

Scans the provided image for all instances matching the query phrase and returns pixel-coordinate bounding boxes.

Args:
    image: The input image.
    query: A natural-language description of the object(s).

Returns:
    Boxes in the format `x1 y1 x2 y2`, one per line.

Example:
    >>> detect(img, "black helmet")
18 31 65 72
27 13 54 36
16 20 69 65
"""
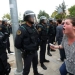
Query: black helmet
49 18 53 21
39 16 47 24
2 19 7 25
23 10 35 24
40 16 47 20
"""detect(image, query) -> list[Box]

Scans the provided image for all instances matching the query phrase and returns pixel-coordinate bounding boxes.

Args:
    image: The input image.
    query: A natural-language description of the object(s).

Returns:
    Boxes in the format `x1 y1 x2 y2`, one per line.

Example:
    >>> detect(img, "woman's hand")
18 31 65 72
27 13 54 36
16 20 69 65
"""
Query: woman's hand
50 43 62 50
50 45 59 50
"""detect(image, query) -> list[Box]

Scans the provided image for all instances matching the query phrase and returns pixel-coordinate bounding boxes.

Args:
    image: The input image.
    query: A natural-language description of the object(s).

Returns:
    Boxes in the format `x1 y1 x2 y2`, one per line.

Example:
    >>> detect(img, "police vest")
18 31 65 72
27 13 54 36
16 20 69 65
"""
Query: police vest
38 24 48 41
20 24 39 51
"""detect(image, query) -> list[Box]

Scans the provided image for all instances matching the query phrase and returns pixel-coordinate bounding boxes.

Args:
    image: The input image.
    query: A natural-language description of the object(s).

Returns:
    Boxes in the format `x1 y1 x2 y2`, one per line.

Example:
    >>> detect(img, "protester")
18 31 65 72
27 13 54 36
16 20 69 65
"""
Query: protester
50 17 75 75
56 19 66 61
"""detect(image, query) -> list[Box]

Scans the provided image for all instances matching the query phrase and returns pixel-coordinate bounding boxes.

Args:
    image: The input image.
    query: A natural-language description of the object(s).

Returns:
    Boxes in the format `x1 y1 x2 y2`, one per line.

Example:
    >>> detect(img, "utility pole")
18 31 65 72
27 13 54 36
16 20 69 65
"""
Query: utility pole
9 0 23 75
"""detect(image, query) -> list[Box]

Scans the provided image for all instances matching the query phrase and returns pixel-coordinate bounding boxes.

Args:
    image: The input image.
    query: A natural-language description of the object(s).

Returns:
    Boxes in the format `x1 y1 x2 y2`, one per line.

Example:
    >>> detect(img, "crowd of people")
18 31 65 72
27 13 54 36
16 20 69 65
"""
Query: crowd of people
0 10 75 75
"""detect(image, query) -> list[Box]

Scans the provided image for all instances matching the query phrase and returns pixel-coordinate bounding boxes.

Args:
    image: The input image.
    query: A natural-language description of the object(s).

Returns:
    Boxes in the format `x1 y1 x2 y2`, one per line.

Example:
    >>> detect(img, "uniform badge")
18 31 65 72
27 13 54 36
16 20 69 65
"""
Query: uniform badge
0 27 2 30
17 30 21 35
38 28 41 31
47 26 49 28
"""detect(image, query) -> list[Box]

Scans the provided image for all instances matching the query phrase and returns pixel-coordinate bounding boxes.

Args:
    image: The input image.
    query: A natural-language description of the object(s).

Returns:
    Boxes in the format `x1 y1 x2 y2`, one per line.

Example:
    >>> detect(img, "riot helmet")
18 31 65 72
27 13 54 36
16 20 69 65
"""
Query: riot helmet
39 16 47 24
2 20 7 25
49 18 53 24
23 10 36 24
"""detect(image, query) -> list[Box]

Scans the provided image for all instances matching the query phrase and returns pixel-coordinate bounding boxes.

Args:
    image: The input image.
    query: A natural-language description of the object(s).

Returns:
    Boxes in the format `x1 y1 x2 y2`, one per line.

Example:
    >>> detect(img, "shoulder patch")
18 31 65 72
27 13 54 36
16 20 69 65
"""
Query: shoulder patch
38 28 41 31
17 30 21 35
0 27 2 30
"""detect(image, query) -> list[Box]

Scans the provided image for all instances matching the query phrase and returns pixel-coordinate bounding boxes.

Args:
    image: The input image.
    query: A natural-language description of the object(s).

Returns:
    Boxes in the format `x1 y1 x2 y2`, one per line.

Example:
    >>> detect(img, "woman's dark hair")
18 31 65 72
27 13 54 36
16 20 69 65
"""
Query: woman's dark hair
67 17 75 26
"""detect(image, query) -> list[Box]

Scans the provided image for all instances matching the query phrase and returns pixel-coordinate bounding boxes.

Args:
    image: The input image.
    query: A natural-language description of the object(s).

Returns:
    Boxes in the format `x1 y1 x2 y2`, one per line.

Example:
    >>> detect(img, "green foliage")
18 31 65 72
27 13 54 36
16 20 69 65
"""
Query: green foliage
51 11 57 18
51 1 66 19
2 13 11 20
55 13 66 19
38 10 49 19
56 2 66 14
61 2 66 13
68 5 75 17
66 15 71 18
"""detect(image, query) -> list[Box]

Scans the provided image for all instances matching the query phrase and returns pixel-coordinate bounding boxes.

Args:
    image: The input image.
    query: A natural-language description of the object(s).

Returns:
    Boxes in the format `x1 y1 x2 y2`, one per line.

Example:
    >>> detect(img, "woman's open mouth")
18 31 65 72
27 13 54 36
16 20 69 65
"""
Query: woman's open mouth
63 28 65 30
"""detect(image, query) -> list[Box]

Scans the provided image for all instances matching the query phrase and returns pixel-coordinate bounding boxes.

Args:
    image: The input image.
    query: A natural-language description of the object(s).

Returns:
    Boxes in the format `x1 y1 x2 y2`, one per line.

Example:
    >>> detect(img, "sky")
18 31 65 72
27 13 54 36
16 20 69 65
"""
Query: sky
0 0 75 19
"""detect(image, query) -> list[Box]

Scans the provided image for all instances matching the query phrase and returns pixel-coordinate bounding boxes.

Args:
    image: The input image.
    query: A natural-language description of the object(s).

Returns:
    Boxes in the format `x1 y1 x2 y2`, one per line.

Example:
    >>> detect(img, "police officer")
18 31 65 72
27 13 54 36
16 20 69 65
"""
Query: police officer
6 23 14 54
47 19 56 56
2 21 14 54
15 10 43 75
37 16 49 70
0 20 11 75
47 21 52 56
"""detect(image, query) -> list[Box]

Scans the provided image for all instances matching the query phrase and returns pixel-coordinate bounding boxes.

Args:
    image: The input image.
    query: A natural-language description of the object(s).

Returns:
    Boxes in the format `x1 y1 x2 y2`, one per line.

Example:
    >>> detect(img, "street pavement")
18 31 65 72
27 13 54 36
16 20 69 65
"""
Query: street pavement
8 34 63 75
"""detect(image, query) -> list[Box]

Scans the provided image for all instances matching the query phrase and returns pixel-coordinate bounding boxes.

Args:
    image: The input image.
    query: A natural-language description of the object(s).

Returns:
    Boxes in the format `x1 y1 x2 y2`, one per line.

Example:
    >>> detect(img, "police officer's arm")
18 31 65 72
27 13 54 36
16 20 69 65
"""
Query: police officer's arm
2 25 9 41
15 27 25 51
7 25 11 36
48 25 52 35
37 26 42 40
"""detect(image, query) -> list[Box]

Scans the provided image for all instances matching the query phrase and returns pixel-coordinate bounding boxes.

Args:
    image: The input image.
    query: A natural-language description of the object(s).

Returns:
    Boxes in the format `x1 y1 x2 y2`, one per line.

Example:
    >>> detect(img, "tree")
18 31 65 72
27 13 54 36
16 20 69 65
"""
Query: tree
51 11 57 18
56 1 66 14
38 10 49 19
61 1 66 14
68 5 75 17
55 13 65 19
51 6 66 19
2 13 11 20
52 1 66 19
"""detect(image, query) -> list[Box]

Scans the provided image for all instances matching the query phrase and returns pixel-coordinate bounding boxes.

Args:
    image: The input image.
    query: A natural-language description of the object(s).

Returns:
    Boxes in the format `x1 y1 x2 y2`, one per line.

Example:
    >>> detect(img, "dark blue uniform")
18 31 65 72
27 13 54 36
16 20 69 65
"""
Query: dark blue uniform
47 24 56 52
6 25 12 53
15 24 39 75
0 25 11 75
37 24 48 63
56 25 66 61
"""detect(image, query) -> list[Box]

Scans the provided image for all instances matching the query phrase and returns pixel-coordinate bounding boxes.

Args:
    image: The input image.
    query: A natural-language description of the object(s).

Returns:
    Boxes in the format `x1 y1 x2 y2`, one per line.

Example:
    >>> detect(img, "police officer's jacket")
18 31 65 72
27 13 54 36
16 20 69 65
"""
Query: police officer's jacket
0 25 9 55
48 24 55 37
7 25 11 36
37 24 47 41
15 24 39 52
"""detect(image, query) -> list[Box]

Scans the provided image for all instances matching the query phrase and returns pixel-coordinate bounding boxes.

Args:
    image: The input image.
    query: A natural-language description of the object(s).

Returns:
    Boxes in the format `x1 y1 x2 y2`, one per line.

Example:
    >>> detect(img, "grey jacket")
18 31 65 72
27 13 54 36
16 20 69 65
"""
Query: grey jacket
56 25 63 44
